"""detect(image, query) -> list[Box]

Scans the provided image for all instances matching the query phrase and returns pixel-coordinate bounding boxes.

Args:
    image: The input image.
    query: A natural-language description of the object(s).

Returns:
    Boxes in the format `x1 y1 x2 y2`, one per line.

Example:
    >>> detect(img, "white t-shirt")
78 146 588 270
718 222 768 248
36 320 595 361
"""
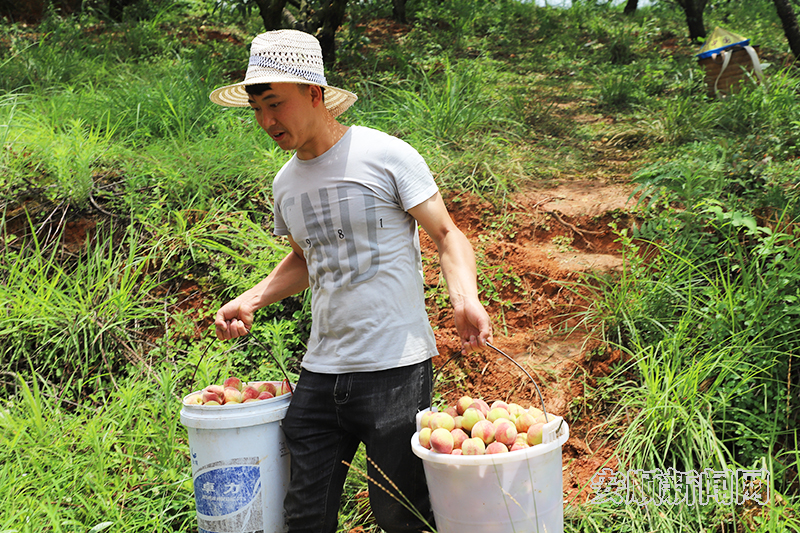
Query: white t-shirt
272 126 439 373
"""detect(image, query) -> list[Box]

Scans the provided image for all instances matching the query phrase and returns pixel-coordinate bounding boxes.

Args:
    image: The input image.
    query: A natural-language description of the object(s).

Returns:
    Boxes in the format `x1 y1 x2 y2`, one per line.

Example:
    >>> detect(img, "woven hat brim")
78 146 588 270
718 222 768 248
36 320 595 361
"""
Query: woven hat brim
209 78 357 118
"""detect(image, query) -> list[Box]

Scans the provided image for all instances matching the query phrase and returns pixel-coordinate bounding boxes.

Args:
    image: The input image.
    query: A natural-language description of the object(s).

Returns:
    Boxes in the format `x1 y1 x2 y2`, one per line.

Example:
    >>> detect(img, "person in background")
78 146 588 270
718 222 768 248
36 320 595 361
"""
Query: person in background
211 29 492 533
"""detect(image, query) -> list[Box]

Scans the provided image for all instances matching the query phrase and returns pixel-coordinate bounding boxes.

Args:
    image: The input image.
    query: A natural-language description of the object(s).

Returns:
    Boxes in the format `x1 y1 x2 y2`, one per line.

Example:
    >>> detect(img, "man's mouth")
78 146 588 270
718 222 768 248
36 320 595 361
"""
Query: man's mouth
271 130 286 141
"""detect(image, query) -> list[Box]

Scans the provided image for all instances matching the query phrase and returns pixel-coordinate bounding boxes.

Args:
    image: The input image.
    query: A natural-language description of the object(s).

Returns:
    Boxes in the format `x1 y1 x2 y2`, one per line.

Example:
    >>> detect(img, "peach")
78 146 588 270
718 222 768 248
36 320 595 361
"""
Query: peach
461 437 486 455
184 393 203 405
418 427 432 449
527 423 545 446
470 398 490 417
471 419 495 445
507 403 526 417
515 412 536 434
223 377 243 391
277 381 293 396
451 448 463 455
429 412 455 432
430 428 454 454
493 419 518 447
419 410 434 429
201 390 221 404
451 428 469 450
242 386 260 401
204 400 221 406
223 387 243 404
461 407 485 433
257 391 274 400
510 441 530 452
453 415 464 430
456 396 474 415
490 400 509 412
444 406 458 418
486 441 509 454
487 407 511 423
252 381 277 396
206 384 225 397
529 407 544 419
536 413 560 425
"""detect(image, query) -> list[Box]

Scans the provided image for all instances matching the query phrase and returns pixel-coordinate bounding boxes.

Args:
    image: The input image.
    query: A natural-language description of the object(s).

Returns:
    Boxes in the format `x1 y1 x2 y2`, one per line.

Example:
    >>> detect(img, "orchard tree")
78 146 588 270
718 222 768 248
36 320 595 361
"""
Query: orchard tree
675 0 708 42
246 0 350 64
773 0 800 58
392 0 407 23
623 0 638 15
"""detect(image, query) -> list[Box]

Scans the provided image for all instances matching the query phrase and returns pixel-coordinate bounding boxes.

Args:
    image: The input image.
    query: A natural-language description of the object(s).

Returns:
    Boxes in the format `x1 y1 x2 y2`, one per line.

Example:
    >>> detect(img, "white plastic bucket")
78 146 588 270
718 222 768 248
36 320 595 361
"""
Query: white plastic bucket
411 417 569 533
180 386 292 533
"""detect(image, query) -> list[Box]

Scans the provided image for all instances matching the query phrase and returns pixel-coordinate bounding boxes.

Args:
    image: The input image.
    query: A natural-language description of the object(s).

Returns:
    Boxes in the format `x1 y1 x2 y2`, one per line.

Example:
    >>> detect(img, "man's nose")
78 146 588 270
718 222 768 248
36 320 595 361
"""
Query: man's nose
257 111 275 130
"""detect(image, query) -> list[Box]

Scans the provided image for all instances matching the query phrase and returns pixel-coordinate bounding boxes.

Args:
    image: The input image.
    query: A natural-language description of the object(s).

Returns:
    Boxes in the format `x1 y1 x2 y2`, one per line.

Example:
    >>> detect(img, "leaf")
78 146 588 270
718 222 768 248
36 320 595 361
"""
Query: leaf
88 522 114 532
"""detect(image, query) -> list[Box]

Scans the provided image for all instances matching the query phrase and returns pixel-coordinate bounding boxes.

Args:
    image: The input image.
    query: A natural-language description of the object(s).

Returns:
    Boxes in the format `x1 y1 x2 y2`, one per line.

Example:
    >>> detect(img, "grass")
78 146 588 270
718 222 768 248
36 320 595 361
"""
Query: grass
1 0 799 531
0 371 195 532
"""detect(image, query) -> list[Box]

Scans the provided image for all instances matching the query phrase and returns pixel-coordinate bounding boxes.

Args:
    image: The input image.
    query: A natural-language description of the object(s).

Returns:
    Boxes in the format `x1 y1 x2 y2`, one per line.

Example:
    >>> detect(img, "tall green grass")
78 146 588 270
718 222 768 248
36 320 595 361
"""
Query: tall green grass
0 371 195 532
566 212 800 529
2 0 800 531
0 221 164 395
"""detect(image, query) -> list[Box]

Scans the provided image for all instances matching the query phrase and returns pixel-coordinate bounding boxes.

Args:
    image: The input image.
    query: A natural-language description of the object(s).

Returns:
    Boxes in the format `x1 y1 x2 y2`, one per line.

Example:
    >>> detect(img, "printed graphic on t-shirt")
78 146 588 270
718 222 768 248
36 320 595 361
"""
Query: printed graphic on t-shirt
281 182 396 290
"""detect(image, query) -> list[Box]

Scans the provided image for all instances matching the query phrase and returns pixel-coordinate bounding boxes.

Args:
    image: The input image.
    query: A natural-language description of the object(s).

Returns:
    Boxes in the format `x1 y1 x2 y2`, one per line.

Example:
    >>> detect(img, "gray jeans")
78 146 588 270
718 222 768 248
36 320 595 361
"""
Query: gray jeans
282 360 435 533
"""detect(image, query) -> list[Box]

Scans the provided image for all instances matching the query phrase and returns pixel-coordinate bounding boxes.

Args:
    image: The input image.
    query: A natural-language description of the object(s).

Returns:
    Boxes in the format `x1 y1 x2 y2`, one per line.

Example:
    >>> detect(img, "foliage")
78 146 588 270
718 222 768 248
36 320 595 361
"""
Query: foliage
0 220 165 397
365 58 513 147
0 371 195 532
1 0 800 530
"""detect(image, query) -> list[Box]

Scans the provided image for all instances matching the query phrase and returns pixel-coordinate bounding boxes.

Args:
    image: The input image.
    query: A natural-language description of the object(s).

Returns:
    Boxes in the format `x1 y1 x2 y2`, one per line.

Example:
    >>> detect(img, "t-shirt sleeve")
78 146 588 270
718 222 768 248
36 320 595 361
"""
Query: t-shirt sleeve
272 165 290 236
273 200 289 236
385 137 440 212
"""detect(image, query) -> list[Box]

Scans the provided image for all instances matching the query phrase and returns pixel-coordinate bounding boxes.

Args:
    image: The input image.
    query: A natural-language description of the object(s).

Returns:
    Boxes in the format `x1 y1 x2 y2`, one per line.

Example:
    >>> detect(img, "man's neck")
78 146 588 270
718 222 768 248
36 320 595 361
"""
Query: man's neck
296 117 349 160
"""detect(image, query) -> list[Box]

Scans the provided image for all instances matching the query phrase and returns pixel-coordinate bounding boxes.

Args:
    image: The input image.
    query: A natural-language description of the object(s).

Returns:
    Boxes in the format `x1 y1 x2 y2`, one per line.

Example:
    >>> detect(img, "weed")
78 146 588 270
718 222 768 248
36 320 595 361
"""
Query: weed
370 59 509 147
552 234 575 252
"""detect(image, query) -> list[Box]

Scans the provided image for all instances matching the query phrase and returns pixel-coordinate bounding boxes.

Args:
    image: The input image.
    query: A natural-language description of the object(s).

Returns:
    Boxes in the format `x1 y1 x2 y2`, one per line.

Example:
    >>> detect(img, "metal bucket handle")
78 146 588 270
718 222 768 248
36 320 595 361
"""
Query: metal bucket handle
433 342 552 427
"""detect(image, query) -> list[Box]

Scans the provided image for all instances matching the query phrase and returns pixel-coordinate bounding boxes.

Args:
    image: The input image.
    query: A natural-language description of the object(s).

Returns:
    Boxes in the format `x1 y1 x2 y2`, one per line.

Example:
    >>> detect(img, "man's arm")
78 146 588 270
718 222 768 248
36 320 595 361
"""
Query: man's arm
408 192 493 354
215 235 309 340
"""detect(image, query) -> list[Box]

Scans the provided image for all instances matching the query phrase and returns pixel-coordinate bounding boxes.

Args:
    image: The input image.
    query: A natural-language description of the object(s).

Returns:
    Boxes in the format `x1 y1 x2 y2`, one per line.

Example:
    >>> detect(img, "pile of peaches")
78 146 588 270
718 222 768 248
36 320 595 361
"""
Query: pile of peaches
417 395 562 455
184 377 292 406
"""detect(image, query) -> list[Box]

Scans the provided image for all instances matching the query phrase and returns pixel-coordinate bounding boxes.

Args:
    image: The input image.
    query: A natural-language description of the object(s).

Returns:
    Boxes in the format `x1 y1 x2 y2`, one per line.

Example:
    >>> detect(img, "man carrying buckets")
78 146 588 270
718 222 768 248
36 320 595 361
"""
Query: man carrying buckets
211 30 493 533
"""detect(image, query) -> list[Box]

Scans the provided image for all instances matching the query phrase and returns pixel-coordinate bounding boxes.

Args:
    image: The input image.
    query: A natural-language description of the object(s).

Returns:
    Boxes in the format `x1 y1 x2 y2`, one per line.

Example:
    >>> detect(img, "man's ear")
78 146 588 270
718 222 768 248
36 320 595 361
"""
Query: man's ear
308 84 324 108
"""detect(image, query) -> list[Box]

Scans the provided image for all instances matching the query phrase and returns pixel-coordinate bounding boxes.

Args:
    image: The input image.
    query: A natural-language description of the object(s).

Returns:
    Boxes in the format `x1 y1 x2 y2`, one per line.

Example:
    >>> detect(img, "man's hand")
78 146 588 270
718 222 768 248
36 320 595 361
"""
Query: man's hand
214 243 310 341
454 298 493 355
215 298 256 340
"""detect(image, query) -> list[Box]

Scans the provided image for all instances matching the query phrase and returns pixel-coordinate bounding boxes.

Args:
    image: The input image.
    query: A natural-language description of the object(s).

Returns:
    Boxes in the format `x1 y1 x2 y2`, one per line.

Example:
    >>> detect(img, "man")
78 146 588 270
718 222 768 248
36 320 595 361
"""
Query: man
211 30 492 533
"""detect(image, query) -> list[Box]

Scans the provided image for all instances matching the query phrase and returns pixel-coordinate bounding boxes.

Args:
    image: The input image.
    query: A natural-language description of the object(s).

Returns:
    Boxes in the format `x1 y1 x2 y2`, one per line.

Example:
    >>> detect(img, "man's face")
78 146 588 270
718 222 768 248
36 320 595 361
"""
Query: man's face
247 83 317 154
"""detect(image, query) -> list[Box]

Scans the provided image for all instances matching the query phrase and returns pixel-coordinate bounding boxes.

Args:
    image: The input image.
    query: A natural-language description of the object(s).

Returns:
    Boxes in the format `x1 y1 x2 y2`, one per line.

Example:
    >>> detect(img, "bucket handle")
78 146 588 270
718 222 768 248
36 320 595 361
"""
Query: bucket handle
433 342 551 427
247 329 295 395
187 329 295 395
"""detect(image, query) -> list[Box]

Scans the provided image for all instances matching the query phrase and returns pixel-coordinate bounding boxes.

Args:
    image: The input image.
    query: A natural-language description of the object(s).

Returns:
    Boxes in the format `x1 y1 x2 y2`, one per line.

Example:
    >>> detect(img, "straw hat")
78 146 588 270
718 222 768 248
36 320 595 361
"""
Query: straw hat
209 30 357 117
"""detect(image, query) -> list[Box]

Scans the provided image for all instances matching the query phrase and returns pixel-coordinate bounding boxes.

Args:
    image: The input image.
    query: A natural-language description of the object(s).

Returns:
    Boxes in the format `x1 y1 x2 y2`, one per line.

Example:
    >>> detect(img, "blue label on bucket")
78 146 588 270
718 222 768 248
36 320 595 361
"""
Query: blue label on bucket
194 465 261 517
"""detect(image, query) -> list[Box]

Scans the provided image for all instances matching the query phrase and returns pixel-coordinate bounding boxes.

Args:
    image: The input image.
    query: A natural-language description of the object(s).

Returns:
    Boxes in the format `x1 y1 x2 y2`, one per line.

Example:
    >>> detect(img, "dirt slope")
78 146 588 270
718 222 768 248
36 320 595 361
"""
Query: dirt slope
425 181 638 503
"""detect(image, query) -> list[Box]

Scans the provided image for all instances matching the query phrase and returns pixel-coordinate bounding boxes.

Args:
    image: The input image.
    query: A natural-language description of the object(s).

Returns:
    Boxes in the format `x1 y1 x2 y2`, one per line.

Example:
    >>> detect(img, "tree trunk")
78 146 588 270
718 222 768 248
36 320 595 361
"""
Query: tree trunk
676 0 708 42
773 0 800 59
316 0 349 65
392 0 406 23
252 0 348 65
107 0 137 21
623 0 638 15
253 0 289 31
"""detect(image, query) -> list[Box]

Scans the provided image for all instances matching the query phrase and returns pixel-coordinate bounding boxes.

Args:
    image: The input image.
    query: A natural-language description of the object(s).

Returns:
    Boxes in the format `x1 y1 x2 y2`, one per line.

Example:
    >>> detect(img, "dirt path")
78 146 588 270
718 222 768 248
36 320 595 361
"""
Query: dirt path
425 180 639 503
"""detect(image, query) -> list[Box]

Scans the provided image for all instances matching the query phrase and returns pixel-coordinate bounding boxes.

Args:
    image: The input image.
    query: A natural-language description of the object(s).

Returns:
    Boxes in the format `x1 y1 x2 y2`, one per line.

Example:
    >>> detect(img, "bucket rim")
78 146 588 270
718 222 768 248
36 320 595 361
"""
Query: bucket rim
411 419 569 465
179 383 294 429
